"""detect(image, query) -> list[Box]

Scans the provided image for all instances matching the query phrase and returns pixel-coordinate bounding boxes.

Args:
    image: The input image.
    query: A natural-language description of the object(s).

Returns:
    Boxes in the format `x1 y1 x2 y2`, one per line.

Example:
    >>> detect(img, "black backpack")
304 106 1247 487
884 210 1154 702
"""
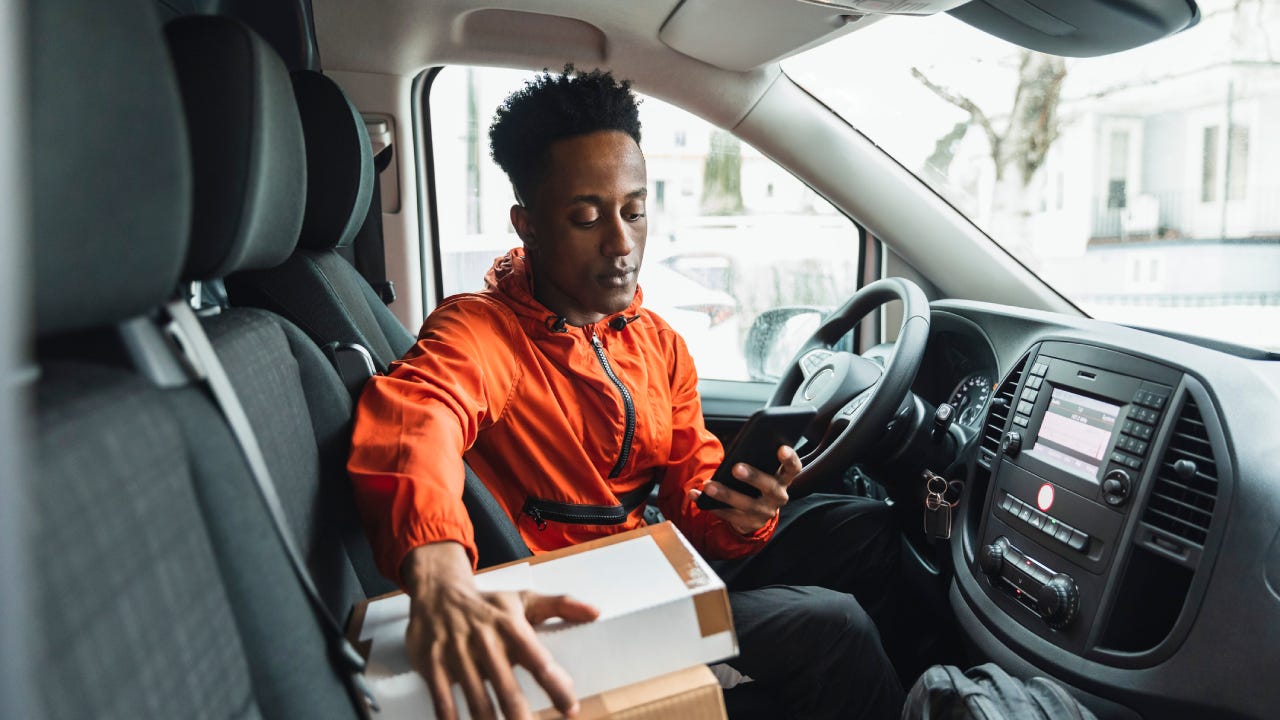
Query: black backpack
902 664 1098 720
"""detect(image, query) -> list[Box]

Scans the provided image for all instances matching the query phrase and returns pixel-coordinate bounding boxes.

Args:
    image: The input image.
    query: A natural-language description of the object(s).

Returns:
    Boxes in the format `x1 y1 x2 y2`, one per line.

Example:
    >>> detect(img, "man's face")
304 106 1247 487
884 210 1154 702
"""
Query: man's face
514 130 647 326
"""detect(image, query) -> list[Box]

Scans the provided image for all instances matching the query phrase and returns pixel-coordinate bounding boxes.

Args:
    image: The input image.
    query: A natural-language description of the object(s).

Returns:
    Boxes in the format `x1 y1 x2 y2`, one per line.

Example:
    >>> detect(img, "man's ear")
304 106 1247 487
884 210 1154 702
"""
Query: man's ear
510 205 535 248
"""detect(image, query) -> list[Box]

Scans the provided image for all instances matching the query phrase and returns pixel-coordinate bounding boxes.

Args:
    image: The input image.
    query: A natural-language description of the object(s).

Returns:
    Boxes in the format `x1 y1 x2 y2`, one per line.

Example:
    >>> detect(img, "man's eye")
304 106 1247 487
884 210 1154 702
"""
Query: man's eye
571 216 599 227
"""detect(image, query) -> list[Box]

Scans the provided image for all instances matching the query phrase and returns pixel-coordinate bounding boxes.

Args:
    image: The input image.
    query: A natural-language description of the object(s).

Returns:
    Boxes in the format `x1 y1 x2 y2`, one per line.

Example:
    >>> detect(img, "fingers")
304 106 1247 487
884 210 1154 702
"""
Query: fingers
406 613 458 720
475 627 531 720
453 646 498 720
525 594 600 625
776 445 802 485
496 594 579 717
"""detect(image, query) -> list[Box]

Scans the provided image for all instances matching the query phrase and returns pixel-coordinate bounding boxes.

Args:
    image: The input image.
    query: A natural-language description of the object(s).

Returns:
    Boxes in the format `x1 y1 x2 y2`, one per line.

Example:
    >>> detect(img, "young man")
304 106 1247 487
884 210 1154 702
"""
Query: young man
348 67 903 720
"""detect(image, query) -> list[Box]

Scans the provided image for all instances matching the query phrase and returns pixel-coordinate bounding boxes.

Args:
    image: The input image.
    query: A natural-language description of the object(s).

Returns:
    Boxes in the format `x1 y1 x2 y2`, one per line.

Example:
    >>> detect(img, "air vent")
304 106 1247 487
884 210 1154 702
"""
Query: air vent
978 355 1028 469
1143 398 1218 546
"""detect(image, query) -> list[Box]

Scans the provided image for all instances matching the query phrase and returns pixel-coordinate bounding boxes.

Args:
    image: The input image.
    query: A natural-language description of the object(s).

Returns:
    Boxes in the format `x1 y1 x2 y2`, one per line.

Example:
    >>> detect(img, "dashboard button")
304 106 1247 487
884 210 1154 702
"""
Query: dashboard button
1131 439 1148 455
1017 506 1033 522
1031 362 1048 377
1026 375 1044 390
1001 494 1014 512
1053 524 1073 543
1068 530 1089 552
1111 450 1133 466
1013 415 1029 427
1021 388 1039 402
1017 400 1034 415
1028 512 1045 529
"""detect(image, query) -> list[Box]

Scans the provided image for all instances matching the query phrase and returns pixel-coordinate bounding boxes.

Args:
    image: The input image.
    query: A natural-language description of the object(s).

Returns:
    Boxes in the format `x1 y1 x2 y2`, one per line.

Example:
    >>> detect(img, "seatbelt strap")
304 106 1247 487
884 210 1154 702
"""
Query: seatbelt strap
160 300 379 717
352 146 395 305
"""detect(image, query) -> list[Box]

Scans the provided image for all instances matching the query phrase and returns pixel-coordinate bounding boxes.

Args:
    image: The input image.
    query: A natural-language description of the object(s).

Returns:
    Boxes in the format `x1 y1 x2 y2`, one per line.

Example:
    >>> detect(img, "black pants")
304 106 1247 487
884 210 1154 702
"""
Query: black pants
713 493 905 720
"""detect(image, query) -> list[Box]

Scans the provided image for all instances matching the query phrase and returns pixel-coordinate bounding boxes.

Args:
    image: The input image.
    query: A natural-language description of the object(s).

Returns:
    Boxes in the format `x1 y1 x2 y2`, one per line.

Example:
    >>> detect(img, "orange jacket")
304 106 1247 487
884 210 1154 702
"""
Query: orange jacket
348 248 776 580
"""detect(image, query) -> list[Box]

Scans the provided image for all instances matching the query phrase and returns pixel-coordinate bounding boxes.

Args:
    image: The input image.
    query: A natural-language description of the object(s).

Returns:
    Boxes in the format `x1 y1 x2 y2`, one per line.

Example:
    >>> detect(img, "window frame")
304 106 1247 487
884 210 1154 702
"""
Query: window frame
416 63 879 383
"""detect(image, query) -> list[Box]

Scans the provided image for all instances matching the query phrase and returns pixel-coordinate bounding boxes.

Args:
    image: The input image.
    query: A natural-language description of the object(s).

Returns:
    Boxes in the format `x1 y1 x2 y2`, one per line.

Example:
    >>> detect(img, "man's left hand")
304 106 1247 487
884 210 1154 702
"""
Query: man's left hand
688 445 802 535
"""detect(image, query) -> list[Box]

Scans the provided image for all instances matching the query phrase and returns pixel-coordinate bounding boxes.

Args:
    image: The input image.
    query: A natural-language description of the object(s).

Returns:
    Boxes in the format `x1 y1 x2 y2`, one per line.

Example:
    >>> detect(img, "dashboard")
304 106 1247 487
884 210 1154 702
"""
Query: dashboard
921 300 1280 720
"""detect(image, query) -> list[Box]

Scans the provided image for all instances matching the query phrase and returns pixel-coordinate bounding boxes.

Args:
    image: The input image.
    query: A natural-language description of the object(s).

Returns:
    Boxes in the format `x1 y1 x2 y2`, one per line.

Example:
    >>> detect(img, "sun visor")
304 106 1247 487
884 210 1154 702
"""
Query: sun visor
660 0 872 72
948 0 1201 58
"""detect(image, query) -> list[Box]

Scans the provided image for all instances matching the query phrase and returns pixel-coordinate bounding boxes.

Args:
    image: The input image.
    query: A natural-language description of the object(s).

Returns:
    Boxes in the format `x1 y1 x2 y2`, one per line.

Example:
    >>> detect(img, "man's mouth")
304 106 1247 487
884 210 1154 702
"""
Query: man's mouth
598 268 636 287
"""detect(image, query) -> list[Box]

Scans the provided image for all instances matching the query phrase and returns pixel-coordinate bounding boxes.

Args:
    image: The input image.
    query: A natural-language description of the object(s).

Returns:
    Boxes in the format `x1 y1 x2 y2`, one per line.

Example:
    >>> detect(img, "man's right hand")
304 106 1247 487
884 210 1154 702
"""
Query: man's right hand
401 542 599 720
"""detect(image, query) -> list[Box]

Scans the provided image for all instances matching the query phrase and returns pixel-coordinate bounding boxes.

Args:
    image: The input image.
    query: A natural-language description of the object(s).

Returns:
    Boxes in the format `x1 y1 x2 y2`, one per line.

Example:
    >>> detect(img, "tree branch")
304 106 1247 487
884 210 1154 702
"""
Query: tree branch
910 66 1003 166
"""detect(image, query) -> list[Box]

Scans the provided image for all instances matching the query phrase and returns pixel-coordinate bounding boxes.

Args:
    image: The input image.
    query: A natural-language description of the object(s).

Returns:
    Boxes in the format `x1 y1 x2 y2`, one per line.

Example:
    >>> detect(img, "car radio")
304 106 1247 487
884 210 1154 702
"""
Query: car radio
972 341 1182 653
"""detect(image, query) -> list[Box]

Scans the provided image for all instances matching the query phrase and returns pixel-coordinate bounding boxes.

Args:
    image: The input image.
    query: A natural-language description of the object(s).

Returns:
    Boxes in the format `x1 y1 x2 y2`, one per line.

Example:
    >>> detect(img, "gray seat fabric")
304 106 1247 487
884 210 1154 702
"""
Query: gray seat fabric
30 1 264 717
225 69 415 371
166 15 393 608
220 67 531 569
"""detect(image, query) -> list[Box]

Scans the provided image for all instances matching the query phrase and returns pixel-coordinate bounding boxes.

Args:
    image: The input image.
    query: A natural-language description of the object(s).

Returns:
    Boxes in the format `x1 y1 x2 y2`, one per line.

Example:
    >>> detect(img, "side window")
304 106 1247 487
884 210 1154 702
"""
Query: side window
427 66 862 382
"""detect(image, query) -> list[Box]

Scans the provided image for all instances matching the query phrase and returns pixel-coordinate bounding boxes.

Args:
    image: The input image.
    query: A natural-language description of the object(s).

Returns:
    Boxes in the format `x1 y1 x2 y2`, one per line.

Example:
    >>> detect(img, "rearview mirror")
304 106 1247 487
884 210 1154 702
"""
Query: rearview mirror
745 307 825 383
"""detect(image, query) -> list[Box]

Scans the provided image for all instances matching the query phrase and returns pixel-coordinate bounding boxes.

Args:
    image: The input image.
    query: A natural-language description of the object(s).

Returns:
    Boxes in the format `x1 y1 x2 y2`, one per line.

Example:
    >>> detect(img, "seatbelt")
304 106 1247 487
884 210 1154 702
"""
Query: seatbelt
157 300 379 717
352 146 395 305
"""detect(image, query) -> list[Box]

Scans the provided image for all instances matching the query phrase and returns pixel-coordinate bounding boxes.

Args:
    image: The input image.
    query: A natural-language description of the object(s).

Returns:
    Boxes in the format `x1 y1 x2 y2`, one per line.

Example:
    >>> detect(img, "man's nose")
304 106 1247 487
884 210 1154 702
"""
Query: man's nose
601 214 637 257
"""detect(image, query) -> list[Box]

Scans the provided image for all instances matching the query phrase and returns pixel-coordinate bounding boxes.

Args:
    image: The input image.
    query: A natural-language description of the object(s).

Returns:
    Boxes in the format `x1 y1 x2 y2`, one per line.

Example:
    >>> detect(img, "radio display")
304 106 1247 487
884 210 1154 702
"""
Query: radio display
1030 387 1120 482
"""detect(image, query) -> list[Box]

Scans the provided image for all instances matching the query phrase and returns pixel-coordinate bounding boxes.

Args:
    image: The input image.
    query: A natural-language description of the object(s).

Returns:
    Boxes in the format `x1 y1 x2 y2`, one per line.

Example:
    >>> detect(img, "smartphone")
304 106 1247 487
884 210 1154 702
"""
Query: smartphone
695 405 818 511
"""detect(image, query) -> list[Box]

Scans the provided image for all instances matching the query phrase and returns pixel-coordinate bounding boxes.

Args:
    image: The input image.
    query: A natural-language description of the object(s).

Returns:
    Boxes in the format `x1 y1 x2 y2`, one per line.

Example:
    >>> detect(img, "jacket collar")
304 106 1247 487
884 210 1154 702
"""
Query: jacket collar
484 247 645 334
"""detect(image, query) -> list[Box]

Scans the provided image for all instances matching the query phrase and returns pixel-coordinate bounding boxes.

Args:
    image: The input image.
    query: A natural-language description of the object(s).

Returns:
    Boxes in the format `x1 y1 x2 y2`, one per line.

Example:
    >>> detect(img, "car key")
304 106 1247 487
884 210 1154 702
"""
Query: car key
923 470 955 540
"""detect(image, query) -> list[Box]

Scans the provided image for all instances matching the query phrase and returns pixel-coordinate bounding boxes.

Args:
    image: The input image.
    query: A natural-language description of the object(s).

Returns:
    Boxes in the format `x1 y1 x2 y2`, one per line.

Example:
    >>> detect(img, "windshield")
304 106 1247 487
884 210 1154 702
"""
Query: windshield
784 0 1280 352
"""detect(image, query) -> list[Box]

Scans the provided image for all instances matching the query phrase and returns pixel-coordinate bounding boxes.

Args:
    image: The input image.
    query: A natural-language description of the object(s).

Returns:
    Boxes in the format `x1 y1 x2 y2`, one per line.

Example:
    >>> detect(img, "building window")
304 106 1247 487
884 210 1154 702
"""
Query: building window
674 130 686 147
655 179 666 212
1201 125 1219 203
1227 125 1249 201
1106 129 1129 210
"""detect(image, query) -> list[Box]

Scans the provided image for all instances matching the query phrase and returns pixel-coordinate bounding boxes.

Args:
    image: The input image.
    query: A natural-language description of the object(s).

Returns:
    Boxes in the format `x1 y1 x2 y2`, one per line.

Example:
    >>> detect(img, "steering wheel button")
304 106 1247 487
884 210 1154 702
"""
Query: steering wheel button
1036 483 1055 512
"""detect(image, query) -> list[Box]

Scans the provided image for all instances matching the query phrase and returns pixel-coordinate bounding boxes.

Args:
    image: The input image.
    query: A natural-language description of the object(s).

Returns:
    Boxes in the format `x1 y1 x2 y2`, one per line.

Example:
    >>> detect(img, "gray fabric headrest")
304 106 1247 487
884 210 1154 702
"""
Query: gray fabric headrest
32 0 191 337
292 71 374 251
165 16 306 281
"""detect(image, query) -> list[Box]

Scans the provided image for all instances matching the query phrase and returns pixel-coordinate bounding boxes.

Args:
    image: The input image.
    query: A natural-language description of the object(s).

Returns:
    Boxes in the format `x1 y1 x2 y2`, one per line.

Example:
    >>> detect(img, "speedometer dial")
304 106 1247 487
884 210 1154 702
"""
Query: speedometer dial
949 373 993 428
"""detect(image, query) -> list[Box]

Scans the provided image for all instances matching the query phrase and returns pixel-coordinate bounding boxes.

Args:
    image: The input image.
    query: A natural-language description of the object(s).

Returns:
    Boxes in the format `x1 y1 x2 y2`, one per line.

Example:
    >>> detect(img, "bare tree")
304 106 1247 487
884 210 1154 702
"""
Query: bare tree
701 129 745 215
912 51 1065 250
913 50 1066 186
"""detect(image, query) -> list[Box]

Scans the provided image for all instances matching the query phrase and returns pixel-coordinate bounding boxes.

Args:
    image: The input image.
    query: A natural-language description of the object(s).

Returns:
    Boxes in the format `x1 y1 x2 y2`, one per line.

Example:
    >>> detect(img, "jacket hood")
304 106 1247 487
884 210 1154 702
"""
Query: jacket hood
483 247 645 332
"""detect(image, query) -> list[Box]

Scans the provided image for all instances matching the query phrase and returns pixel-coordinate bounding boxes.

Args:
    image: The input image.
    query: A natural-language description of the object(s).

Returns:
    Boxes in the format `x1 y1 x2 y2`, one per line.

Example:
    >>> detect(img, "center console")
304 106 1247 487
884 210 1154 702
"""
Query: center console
965 341 1224 664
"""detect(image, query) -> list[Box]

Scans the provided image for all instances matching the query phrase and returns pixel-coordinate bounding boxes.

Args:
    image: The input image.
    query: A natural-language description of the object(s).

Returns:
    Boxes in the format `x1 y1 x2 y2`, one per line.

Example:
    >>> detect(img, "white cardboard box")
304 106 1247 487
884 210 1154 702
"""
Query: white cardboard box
346 522 736 719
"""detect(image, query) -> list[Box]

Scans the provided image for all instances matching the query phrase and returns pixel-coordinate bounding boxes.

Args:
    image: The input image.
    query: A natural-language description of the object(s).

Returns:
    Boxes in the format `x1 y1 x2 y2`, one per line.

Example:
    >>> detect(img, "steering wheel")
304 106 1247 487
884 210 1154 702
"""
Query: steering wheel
768 277 930 488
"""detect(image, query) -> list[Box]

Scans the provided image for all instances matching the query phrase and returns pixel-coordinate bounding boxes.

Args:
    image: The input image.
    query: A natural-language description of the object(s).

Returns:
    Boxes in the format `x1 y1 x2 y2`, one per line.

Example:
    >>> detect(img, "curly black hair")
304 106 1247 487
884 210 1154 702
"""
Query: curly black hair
489 65 642 205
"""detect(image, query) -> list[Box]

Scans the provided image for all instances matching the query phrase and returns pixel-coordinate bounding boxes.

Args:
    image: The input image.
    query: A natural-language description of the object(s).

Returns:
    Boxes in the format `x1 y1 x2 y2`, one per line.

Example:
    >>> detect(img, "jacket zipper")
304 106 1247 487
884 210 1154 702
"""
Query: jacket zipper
522 480 656 530
589 326 636 478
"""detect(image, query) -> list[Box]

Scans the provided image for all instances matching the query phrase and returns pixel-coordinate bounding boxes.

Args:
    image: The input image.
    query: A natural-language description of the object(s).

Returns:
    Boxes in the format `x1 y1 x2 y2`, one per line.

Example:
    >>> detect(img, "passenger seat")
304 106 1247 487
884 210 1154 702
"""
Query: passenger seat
30 1 361 717
164 14 395 612
217 62 533 568
224 69 415 383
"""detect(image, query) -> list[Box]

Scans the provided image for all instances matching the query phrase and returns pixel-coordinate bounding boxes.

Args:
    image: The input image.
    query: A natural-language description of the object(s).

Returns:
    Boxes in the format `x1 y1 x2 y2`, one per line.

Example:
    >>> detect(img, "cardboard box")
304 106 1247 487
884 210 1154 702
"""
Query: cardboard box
346 522 734 720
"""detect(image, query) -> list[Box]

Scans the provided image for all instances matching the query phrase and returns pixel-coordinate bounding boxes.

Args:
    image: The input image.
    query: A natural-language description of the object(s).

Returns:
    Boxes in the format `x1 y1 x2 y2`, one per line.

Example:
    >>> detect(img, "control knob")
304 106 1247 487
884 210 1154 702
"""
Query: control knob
979 536 1009 576
1102 469 1131 506
1001 431 1022 457
1035 573 1080 629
